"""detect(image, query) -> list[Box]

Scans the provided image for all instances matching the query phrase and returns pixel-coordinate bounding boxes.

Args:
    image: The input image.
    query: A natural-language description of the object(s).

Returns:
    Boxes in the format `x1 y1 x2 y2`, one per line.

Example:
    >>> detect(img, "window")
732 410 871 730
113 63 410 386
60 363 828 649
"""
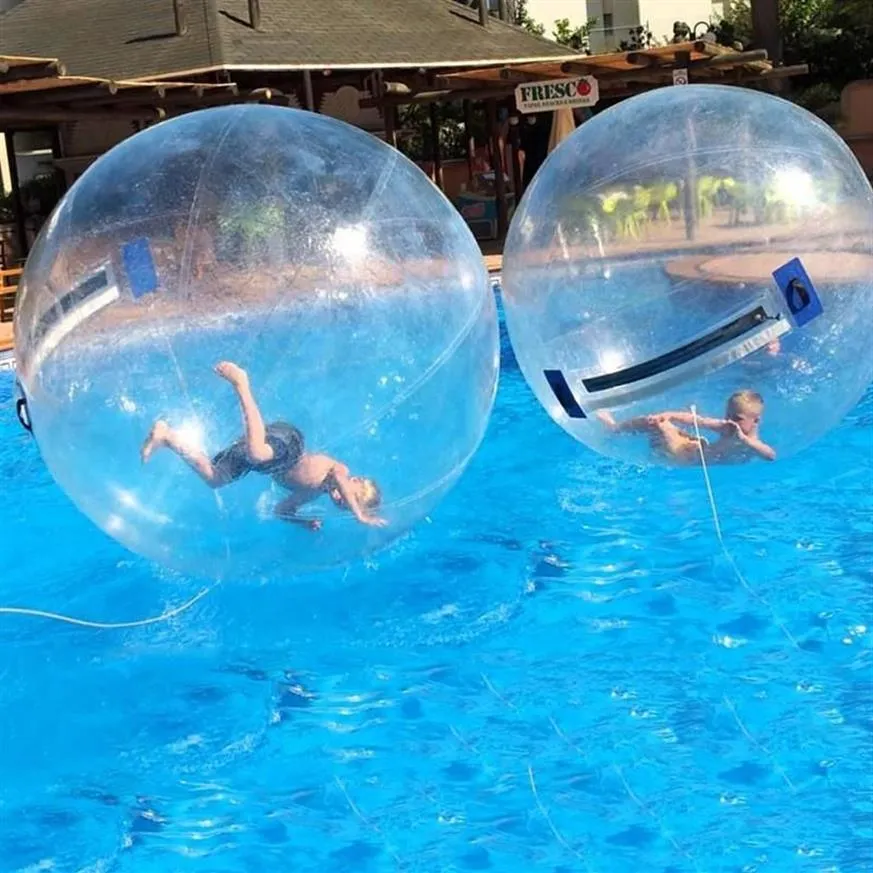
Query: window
603 12 614 35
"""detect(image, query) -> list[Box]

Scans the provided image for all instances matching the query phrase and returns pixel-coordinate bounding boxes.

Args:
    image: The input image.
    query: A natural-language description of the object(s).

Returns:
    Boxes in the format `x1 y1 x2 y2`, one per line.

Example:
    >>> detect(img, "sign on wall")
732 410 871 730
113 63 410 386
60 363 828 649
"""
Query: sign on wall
673 68 689 86
515 77 599 114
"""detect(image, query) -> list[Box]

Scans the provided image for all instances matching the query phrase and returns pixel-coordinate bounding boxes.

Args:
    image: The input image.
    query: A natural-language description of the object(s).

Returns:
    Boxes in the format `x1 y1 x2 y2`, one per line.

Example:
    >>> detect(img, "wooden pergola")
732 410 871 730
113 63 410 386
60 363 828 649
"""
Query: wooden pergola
375 39 807 106
0 54 239 123
0 38 809 265
364 40 808 242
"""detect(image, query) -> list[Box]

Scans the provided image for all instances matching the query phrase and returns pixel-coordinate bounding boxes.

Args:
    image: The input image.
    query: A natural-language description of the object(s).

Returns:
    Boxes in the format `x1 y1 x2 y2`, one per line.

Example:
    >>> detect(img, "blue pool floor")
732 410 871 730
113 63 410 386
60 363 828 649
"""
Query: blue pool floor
0 304 871 872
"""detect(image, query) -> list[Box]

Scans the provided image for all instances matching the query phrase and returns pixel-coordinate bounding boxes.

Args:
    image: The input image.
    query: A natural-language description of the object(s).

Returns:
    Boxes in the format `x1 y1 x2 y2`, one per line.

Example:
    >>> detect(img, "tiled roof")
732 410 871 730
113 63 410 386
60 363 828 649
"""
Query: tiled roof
0 0 579 80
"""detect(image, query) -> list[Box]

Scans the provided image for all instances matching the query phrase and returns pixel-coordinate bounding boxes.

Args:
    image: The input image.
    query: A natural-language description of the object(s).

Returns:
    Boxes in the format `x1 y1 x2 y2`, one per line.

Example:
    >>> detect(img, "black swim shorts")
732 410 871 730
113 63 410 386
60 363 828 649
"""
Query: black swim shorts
211 421 304 484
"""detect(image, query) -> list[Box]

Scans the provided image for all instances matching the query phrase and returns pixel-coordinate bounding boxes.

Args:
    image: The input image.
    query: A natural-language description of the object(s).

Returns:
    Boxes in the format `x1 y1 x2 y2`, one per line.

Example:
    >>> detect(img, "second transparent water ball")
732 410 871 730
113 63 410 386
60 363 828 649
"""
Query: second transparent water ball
502 85 873 466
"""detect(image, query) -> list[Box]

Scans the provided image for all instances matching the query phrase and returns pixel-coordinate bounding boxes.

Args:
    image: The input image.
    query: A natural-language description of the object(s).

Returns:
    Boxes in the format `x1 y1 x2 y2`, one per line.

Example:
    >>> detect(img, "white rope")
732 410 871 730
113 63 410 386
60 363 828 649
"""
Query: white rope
0 585 214 629
689 405 724 543
689 405 799 648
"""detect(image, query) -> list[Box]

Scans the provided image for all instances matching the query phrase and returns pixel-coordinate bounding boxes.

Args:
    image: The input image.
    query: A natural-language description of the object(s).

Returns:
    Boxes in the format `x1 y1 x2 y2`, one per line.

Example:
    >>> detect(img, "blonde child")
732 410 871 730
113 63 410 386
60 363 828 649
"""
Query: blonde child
141 361 386 531
598 389 776 464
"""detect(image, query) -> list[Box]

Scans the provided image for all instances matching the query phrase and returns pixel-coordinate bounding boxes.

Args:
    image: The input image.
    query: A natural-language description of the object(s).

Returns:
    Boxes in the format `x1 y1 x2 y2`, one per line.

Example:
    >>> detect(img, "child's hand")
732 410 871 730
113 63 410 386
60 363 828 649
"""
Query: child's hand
646 414 671 432
360 515 388 528
215 361 249 387
306 518 323 532
723 420 749 442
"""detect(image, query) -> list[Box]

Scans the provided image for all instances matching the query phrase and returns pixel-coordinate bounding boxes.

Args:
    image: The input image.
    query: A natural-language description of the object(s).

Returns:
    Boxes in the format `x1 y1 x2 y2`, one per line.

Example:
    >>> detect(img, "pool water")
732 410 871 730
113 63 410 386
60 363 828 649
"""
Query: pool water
0 290 871 873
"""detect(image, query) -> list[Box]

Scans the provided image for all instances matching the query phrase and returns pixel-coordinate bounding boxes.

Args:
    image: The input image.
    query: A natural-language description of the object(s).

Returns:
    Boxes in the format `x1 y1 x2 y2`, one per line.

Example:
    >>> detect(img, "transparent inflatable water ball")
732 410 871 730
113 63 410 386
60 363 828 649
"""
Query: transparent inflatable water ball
14 105 499 579
502 85 873 466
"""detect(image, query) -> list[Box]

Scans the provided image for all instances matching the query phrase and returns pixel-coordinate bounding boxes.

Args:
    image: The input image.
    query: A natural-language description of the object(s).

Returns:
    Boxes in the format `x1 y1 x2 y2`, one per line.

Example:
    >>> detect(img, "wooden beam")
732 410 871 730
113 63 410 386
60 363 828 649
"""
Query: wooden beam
12 81 120 105
432 75 503 91
247 86 284 102
560 61 601 76
759 63 809 79
498 67 559 83
365 85 514 108
384 81 412 95
0 60 66 82
626 51 663 68
692 49 769 67
9 83 239 112
0 106 165 123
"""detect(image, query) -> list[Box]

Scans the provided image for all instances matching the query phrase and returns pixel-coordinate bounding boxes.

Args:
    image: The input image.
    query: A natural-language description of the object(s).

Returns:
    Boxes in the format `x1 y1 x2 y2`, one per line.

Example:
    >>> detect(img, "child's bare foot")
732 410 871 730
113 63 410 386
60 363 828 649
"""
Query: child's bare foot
214 361 248 388
596 410 618 430
141 420 170 463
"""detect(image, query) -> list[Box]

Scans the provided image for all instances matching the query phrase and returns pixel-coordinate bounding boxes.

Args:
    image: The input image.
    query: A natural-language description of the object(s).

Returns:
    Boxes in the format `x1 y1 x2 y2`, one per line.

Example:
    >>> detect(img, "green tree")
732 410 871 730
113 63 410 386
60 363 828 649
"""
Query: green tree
713 0 873 88
619 24 656 51
552 17 594 52
513 0 546 36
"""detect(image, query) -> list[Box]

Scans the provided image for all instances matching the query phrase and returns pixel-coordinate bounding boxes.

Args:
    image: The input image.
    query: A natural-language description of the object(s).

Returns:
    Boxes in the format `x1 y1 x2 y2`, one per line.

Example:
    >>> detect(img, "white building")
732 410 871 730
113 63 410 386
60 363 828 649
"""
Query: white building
586 0 726 53
523 0 591 32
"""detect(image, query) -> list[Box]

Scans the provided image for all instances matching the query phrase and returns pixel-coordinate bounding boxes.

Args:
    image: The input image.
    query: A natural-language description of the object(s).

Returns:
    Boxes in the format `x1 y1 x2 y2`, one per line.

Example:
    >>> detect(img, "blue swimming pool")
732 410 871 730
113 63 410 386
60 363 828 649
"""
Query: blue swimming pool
0 289 871 873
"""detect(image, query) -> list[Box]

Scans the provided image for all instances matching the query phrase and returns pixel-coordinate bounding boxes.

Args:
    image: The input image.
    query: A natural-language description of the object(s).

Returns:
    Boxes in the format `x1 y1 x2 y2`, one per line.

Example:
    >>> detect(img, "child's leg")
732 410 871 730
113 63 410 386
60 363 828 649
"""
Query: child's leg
597 411 700 462
597 410 663 434
275 494 321 531
141 421 234 487
653 419 701 463
215 361 274 465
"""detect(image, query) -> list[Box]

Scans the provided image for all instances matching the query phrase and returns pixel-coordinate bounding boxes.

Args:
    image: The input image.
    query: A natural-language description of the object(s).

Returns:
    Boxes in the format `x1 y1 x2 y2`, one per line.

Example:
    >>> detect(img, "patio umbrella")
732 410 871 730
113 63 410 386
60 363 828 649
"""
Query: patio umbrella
548 106 576 154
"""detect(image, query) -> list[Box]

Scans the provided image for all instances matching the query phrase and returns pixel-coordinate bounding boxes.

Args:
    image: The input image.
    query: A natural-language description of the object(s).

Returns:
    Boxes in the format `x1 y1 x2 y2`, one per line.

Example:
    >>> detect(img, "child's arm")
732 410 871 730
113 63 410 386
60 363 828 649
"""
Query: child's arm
740 434 777 461
660 411 728 431
723 422 777 461
330 469 387 527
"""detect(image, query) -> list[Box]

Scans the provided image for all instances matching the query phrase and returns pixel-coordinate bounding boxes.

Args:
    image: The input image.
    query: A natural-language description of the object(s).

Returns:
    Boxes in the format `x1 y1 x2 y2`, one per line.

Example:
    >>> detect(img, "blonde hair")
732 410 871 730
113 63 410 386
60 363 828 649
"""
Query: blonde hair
360 478 382 510
726 390 764 418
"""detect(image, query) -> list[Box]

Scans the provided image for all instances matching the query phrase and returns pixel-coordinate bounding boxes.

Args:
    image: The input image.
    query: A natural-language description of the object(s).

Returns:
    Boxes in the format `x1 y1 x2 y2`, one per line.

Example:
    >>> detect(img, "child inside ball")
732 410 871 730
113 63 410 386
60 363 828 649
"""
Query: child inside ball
141 361 386 531
598 390 776 464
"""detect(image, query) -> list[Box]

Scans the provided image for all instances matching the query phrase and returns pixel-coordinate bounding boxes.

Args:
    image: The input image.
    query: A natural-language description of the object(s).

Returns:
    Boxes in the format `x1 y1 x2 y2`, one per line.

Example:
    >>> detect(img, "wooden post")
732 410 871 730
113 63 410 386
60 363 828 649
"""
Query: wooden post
429 103 444 191
673 50 697 242
303 70 316 111
383 104 398 149
751 0 782 65
463 100 476 184
497 0 509 21
486 99 508 240
682 117 697 243
508 116 523 200
478 0 488 27
4 131 28 260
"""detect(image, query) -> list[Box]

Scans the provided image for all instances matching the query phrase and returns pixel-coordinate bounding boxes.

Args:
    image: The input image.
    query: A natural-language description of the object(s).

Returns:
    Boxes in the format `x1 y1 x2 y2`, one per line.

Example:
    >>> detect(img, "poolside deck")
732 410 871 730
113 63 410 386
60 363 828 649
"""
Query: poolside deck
2 213 866 359
481 240 504 275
